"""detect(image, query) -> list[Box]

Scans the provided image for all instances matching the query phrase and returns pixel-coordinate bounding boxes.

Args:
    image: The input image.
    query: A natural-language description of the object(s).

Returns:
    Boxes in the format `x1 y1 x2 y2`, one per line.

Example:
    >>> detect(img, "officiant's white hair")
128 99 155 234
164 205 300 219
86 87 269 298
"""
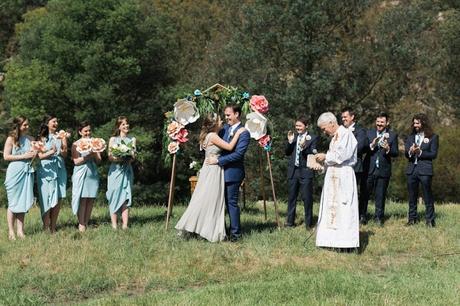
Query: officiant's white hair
317 112 337 127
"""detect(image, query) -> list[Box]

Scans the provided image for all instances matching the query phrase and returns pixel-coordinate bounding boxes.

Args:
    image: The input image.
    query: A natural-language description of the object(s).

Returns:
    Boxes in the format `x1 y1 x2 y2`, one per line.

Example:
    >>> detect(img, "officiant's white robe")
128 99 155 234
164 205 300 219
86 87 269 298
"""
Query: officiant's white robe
316 125 359 248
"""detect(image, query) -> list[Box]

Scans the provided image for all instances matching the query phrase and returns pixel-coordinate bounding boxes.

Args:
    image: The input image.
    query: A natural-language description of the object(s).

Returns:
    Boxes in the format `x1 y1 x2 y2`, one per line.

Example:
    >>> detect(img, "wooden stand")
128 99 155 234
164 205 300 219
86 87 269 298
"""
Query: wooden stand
266 151 281 228
165 154 177 230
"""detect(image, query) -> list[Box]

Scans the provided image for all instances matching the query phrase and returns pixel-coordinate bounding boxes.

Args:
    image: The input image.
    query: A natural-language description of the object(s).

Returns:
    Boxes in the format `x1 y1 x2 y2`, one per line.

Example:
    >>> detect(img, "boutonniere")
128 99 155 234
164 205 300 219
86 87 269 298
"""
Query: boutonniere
383 132 390 139
350 127 355 132
423 138 429 143
305 135 311 141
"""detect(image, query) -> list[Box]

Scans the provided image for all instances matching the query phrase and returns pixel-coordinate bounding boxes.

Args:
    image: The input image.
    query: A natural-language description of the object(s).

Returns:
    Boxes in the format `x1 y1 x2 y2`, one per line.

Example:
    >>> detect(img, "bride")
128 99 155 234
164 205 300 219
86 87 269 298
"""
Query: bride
175 113 246 242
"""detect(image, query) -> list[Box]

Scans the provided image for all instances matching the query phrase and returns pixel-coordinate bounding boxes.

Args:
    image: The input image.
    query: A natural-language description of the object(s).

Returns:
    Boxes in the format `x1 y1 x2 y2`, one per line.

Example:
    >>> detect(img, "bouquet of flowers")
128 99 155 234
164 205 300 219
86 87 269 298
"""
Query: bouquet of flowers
56 130 71 139
110 139 136 159
31 141 46 153
76 138 106 155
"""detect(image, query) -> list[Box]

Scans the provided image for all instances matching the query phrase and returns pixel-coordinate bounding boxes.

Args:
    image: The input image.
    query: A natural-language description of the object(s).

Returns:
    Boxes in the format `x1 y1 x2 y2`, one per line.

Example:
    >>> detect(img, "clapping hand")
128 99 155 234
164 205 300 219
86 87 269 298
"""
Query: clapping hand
287 130 295 144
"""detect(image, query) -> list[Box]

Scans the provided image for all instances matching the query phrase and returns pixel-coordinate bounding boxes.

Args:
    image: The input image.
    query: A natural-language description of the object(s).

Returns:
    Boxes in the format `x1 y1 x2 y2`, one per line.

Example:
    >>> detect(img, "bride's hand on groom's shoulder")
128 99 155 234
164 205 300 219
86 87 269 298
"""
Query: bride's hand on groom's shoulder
235 128 246 136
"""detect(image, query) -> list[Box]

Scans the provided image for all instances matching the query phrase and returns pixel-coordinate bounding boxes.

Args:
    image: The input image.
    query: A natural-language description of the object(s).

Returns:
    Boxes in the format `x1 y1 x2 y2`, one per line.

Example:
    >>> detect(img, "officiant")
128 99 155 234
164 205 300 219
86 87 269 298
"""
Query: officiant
284 116 318 228
314 112 359 249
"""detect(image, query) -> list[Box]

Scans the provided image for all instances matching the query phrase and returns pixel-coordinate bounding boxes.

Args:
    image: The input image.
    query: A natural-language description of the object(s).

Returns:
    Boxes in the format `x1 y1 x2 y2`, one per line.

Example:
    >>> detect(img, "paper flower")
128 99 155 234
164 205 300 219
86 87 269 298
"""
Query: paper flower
91 138 106 152
76 139 92 154
31 141 46 153
56 130 71 139
174 99 200 125
194 89 202 96
168 142 179 154
242 92 250 99
167 121 184 138
245 111 268 140
423 138 429 143
258 134 271 148
249 95 269 114
172 128 189 143
383 132 390 139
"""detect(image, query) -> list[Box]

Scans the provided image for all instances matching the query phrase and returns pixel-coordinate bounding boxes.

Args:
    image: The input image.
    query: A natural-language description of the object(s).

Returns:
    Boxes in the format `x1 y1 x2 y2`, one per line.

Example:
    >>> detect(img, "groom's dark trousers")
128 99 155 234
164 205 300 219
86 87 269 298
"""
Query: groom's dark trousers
218 124 250 239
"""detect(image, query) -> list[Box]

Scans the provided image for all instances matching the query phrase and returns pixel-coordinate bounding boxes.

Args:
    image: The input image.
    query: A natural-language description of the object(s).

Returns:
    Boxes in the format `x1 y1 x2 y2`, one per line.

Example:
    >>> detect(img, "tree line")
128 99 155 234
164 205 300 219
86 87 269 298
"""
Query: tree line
0 0 459 203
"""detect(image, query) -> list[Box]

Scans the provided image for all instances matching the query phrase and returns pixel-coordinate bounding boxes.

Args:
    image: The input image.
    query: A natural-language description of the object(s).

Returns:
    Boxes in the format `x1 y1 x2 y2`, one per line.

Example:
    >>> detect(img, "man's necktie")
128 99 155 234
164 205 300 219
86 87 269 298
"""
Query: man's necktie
295 135 303 167
376 131 382 168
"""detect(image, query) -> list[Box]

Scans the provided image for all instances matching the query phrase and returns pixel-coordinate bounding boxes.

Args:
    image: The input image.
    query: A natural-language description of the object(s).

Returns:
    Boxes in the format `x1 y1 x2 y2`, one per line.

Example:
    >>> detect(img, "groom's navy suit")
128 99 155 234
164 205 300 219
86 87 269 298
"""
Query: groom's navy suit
218 123 250 239
404 133 438 223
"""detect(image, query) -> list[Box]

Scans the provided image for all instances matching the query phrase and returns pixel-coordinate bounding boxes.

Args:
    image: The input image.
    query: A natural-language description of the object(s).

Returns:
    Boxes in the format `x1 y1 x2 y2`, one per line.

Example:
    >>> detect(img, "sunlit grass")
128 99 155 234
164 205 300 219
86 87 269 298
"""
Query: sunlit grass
0 201 458 305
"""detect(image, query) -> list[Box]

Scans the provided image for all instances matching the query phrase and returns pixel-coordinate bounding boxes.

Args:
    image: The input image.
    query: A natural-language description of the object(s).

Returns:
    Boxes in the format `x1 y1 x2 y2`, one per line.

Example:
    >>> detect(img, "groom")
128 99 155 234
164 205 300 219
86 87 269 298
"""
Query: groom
209 104 250 241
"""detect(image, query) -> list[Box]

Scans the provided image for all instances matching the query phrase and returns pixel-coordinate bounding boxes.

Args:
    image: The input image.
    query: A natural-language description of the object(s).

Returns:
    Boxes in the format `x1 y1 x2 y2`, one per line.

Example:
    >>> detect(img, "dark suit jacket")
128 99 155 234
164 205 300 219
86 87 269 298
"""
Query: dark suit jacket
218 123 251 183
351 123 368 173
285 133 318 179
364 128 399 178
404 133 438 176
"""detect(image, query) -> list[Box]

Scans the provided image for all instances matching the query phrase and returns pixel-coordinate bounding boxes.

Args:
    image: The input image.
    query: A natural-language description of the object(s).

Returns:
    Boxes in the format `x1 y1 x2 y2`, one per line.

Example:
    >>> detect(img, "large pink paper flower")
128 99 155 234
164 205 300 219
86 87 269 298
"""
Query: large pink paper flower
168 142 179 154
250 95 269 114
172 128 189 143
167 121 184 138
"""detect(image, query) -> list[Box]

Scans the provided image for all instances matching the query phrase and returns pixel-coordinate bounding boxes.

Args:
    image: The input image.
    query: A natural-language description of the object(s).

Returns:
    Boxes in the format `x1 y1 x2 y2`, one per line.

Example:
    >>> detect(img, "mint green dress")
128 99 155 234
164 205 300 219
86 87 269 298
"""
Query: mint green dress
4 136 35 213
106 136 134 214
37 136 67 217
71 145 99 215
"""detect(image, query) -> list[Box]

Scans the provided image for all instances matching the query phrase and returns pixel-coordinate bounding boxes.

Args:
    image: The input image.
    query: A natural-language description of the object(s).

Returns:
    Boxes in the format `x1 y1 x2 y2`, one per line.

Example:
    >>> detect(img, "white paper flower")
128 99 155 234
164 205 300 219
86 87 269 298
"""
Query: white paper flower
245 111 267 140
383 132 390 138
305 135 311 141
174 99 200 126
423 138 429 143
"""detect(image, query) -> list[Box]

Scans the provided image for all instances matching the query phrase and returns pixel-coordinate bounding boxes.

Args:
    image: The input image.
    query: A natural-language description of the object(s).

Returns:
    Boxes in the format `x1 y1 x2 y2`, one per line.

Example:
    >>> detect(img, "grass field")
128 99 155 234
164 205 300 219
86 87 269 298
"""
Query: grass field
0 201 459 305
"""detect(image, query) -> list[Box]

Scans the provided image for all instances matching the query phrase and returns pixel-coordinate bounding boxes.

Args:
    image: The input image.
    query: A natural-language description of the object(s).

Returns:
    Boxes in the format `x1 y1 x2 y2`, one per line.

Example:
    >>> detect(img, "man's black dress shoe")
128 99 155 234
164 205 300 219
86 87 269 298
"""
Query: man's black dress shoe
426 220 436 227
406 220 417 226
375 218 384 227
284 223 295 228
229 235 241 242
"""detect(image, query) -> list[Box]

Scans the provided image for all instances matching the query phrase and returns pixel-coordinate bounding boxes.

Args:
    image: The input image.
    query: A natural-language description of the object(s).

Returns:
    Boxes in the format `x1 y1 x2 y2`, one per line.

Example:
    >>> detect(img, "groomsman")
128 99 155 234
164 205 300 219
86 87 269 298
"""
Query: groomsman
363 112 399 226
404 113 438 227
341 107 369 224
285 116 318 228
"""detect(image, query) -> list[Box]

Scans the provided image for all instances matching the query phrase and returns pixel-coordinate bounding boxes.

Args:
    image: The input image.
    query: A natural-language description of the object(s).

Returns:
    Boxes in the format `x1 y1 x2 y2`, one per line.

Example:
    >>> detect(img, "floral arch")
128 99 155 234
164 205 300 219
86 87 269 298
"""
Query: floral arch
163 84 280 229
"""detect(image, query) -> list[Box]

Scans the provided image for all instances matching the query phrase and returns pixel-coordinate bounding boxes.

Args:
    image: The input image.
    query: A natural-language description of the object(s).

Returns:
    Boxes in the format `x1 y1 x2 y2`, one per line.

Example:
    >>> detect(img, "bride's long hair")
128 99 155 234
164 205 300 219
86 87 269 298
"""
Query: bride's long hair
199 113 220 147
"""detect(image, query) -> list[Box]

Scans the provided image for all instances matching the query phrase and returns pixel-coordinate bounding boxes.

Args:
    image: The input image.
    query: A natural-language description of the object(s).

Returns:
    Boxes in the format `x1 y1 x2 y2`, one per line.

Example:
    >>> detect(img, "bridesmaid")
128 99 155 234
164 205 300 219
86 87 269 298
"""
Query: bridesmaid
71 121 101 232
106 116 135 229
3 116 37 240
36 115 68 233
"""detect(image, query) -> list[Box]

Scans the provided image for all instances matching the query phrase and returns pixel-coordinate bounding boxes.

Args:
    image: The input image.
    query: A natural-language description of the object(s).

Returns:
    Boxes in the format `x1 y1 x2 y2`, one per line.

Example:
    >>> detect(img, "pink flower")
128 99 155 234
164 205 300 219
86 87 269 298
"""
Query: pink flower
168 142 179 154
31 141 46 153
172 128 189 143
167 121 184 138
258 134 271 148
250 95 269 114
91 138 106 152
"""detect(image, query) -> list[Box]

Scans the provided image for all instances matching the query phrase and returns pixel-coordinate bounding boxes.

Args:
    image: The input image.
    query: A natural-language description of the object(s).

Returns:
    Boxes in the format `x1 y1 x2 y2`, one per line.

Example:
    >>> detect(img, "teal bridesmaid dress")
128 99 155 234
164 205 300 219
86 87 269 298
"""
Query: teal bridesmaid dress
4 136 35 213
71 144 99 215
37 136 67 217
106 136 133 214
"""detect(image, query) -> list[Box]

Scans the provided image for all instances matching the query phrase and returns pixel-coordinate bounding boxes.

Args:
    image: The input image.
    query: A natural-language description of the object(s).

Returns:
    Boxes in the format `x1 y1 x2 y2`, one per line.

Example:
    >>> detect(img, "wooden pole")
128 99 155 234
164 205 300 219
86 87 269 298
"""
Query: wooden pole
266 151 280 228
165 154 177 230
259 148 267 220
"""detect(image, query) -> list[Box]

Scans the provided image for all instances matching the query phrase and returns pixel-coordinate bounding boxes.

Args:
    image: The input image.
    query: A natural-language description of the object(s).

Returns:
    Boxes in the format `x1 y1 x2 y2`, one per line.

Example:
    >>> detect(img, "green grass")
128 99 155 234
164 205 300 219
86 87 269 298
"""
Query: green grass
0 201 459 305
